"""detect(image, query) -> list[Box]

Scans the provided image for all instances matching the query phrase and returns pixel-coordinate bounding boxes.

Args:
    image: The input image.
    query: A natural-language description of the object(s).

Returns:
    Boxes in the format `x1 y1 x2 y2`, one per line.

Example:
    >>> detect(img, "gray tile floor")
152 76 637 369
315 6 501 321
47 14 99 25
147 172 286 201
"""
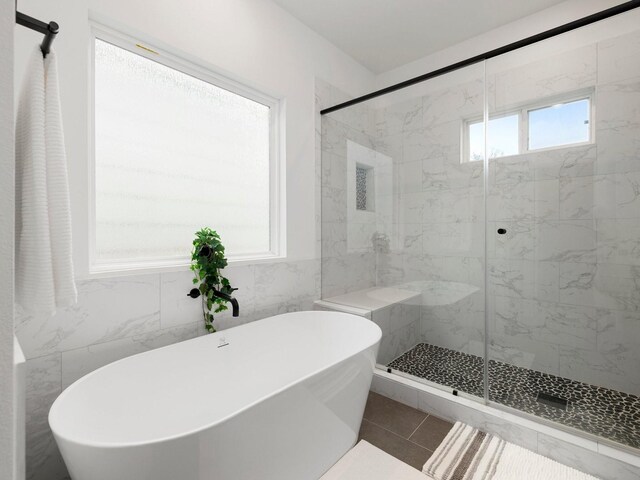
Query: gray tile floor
358 392 454 470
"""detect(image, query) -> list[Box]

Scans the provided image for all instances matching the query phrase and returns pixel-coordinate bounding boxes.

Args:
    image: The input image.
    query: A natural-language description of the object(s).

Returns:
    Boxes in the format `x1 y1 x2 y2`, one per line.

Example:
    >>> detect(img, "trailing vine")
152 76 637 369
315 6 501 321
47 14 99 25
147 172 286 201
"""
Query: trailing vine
190 228 236 333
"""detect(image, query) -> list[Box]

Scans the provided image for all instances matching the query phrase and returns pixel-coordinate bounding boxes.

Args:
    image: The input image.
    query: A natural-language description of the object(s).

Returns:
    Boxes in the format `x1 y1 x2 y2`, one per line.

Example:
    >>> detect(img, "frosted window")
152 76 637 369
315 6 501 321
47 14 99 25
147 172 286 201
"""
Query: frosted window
528 98 590 150
94 40 272 264
468 114 519 162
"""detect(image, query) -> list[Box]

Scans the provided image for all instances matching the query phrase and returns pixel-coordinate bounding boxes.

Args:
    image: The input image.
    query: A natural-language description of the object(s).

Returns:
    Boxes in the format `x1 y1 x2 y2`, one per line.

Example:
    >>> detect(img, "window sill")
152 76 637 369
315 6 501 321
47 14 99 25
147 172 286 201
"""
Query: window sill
84 253 287 280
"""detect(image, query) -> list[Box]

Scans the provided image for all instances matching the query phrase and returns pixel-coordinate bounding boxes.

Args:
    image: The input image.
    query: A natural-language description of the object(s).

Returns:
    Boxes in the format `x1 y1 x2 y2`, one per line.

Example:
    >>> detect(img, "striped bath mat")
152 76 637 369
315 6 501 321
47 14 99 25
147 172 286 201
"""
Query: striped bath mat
423 422 599 480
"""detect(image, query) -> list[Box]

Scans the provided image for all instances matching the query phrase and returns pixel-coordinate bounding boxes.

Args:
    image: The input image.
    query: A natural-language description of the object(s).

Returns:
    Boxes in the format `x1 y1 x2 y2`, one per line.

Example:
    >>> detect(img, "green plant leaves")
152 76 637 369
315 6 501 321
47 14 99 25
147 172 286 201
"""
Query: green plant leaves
191 228 236 334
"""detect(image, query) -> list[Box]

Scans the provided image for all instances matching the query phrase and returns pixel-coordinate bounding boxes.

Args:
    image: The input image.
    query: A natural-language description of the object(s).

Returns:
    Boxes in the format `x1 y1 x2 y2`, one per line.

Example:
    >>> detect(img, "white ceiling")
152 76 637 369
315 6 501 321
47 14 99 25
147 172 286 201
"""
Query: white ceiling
272 0 568 73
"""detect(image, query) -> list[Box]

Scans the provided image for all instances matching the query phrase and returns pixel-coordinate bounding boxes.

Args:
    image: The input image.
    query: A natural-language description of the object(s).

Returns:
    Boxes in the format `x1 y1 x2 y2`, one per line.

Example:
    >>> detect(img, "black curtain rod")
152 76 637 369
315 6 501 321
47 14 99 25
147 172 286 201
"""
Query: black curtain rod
321 0 640 115
16 11 59 57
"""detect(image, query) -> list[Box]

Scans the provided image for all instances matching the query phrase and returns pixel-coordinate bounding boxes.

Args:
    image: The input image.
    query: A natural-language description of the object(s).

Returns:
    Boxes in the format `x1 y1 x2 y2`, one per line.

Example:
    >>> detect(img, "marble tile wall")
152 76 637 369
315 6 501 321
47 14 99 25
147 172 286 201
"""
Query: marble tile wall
373 302 421 365
485 30 640 395
17 258 320 480
371 68 487 360
320 83 379 298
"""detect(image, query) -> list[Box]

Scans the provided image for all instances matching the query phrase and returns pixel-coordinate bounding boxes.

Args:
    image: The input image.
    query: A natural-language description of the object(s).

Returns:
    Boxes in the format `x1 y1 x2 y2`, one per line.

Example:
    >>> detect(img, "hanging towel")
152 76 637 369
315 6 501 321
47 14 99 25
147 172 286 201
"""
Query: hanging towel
15 47 77 317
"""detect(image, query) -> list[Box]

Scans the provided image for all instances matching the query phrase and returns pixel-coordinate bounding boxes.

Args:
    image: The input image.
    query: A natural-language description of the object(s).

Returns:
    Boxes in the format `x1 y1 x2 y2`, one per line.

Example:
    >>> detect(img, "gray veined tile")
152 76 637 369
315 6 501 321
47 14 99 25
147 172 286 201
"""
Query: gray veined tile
487 181 535 222
421 78 484 129
399 192 426 224
596 80 640 130
26 354 61 433
398 160 423 194
374 133 403 161
596 218 640 266
422 187 483 224
534 179 559 220
321 151 347 190
321 116 349 157
321 221 348 258
400 223 423 255
593 308 640 393
488 260 558 302
321 186 347 223
488 260 528 299
559 176 594 220
597 125 640 175
537 433 640 480
256 259 320 309
596 80 640 175
532 144 597 181
347 222 377 253
534 220 596 263
559 262 640 312
376 252 406 287
490 221 535 261
370 375 419 409
375 97 423 137
60 323 202 388
16 275 161 359
613 171 640 218
25 354 66 480
408 121 461 168
493 295 598 350
26 428 68 480
329 102 376 137
598 29 640 85
400 253 445 283
422 223 484 258
160 270 205 329
491 45 596 110
489 335 560 373
490 155 533 186
559 347 640 397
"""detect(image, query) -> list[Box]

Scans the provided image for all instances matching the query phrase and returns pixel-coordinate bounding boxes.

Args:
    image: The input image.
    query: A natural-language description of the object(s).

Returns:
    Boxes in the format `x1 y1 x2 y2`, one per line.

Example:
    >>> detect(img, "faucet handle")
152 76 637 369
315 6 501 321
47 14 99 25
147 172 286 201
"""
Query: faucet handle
187 288 201 299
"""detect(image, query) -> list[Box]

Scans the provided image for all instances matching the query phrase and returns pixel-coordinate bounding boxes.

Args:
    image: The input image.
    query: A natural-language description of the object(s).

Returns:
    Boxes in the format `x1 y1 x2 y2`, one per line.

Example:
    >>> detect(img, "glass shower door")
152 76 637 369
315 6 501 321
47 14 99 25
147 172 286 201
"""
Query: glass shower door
321 63 487 401
485 24 640 449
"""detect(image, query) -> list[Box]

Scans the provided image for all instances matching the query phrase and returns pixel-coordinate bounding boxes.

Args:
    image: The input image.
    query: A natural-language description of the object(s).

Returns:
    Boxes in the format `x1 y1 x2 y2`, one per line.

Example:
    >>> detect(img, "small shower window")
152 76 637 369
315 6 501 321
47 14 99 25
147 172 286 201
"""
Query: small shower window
463 90 593 162
528 98 590 150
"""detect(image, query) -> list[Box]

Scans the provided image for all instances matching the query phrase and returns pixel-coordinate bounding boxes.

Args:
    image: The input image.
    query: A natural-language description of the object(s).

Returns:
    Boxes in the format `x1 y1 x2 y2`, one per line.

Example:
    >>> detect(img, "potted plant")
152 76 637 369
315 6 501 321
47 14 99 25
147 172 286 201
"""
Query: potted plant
190 228 238 333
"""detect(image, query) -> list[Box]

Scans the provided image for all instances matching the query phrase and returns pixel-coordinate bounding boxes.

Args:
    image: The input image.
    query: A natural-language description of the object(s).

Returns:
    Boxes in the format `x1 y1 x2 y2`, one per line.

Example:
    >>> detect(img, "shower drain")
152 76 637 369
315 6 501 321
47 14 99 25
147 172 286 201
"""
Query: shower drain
537 392 568 410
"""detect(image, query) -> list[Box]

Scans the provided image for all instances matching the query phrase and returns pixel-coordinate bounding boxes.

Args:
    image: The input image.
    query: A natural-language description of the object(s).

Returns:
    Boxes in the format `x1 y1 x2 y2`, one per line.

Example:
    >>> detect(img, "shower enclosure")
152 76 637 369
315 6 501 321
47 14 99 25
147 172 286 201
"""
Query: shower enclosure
320 11 640 451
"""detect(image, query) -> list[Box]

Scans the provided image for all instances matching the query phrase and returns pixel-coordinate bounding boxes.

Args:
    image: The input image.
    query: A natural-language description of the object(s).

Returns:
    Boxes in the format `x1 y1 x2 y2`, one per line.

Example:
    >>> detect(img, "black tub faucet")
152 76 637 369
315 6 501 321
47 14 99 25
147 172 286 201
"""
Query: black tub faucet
187 288 239 317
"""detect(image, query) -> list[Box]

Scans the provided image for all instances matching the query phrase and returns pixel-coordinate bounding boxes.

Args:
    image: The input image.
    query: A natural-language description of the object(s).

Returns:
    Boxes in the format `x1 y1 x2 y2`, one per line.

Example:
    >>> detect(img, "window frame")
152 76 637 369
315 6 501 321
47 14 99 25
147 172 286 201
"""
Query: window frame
461 89 594 163
89 23 285 275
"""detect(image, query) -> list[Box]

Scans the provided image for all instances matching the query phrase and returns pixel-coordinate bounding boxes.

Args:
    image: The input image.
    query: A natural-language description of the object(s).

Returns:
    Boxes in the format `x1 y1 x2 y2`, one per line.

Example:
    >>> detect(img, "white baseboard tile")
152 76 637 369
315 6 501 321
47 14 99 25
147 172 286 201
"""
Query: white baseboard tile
537 433 640 480
370 372 419 409
371 370 640 480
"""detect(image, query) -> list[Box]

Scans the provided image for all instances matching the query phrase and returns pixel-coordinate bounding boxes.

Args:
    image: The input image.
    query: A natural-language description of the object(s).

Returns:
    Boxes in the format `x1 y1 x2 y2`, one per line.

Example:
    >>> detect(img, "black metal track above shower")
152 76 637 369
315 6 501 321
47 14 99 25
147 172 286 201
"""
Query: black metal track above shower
320 0 640 115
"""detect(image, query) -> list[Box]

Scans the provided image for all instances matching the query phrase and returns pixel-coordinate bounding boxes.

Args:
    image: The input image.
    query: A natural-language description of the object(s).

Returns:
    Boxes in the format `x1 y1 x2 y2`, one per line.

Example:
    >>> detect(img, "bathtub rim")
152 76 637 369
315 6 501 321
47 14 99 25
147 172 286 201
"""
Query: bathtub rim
49 311 381 449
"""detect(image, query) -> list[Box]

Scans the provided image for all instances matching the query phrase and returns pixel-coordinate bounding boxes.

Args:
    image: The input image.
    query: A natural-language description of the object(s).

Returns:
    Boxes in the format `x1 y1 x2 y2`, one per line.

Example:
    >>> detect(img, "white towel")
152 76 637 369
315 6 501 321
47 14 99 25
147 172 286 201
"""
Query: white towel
15 47 76 317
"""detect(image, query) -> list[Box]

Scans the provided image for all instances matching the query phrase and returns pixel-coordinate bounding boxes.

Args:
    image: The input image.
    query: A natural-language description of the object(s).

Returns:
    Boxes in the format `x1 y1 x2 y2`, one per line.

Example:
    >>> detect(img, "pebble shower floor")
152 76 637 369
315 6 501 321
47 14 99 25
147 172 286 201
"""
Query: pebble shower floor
387 343 640 450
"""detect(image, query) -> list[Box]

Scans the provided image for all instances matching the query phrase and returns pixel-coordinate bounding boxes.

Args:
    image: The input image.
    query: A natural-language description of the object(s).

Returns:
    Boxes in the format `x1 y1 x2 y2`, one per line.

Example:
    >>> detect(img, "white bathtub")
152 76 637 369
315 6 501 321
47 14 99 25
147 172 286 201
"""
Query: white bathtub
49 311 381 480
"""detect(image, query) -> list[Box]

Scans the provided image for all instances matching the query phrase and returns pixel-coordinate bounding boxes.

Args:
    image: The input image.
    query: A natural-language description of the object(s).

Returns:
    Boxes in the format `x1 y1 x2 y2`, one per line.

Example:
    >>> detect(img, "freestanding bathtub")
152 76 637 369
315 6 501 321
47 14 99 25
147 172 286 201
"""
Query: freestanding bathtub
49 311 381 480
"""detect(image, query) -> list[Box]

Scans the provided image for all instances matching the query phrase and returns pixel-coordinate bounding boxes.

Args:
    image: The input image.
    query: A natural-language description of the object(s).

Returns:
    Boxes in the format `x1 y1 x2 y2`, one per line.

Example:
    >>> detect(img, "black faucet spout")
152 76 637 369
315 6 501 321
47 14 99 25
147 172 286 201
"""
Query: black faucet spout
213 289 240 317
187 287 239 317
229 297 239 317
